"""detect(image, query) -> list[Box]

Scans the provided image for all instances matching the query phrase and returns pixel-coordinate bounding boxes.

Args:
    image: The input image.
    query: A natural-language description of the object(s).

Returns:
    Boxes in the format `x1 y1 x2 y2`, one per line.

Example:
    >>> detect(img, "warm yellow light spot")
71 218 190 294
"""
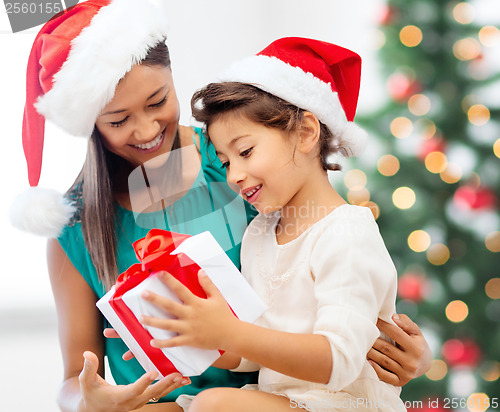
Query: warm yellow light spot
390 117 413 139
427 243 450 265
467 393 490 412
347 188 370 205
479 25 500 47
453 2 475 24
359 201 380 220
344 169 367 190
417 119 437 139
377 155 400 176
485 231 500 252
425 359 448 381
440 162 462 184
468 104 490 126
372 29 386 50
445 299 468 322
494 139 500 158
393 187 416 209
481 361 500 382
453 38 481 61
400 25 423 47
425 151 448 174
485 278 500 299
408 230 431 252
408 94 431 116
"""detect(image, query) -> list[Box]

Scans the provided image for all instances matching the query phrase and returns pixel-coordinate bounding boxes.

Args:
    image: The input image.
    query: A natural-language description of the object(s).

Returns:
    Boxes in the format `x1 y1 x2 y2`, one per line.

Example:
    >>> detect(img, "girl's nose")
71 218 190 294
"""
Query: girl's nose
227 165 245 186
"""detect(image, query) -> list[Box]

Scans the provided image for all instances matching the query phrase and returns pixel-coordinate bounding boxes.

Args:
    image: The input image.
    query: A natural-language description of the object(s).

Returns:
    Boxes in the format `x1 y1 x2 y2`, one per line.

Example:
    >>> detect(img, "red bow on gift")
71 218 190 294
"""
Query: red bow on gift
109 229 210 377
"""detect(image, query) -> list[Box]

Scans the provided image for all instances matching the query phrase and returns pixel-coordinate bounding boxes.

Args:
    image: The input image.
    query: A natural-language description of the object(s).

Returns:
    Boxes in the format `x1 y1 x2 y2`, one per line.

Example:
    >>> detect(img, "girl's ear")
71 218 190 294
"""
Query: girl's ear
297 112 321 154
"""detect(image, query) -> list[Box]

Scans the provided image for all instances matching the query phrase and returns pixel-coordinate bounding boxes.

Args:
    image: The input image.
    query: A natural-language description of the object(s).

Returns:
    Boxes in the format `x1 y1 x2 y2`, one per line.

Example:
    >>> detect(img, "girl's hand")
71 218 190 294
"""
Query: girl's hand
368 314 433 386
78 351 189 412
140 270 238 351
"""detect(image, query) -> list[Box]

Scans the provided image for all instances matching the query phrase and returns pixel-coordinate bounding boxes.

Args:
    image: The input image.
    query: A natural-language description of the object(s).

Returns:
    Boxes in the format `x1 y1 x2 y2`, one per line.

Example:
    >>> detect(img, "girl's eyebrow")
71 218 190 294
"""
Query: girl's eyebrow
100 85 168 116
215 135 250 155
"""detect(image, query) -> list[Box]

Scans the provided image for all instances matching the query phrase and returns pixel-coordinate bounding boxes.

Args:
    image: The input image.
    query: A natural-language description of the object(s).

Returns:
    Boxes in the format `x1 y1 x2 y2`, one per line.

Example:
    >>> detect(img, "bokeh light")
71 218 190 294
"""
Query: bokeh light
408 93 431 116
425 151 448 173
408 230 431 252
480 361 500 382
479 25 500 47
390 117 413 138
425 359 448 381
347 188 370 205
468 104 490 126
485 231 500 252
453 38 481 61
393 187 416 209
400 25 423 47
344 169 367 190
440 162 462 184
467 393 490 412
445 300 469 322
377 154 400 176
485 278 500 299
359 201 380 220
494 138 500 158
427 243 450 265
452 2 475 24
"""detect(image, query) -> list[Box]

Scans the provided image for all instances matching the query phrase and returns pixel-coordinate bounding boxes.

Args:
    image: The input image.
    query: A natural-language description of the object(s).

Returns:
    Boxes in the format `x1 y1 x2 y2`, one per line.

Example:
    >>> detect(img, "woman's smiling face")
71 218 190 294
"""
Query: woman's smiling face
95 64 180 167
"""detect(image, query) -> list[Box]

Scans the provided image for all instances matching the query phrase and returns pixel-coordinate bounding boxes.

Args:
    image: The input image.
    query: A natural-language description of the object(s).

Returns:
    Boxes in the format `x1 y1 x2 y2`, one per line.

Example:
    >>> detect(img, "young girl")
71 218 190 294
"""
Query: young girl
140 38 408 411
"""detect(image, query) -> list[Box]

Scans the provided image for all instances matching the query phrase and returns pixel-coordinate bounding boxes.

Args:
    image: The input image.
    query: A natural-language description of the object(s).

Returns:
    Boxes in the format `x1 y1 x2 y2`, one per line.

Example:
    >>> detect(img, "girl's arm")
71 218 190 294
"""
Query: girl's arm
141 272 332 384
46 239 185 412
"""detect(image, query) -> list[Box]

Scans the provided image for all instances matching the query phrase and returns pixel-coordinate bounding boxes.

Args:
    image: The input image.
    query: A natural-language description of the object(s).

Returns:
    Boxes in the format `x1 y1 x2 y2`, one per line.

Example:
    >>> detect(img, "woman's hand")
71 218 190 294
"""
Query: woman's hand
368 314 433 386
78 351 188 412
103 328 135 361
140 270 237 351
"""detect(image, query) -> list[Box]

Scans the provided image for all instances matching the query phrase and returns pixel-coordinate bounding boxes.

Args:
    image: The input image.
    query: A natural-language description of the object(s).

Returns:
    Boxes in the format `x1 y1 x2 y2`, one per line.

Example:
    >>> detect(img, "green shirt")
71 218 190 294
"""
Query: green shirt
58 128 258 402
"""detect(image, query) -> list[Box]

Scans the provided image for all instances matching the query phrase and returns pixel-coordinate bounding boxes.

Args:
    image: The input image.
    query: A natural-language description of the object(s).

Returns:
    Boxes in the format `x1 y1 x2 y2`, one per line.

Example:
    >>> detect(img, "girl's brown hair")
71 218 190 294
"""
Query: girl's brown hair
67 41 172 291
191 82 345 172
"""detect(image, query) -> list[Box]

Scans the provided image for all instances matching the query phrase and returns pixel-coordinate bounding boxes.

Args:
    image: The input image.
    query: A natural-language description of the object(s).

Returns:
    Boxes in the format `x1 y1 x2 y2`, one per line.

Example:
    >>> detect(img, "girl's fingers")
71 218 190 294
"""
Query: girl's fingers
150 336 187 349
142 290 186 316
197 270 221 298
158 271 198 303
140 316 181 333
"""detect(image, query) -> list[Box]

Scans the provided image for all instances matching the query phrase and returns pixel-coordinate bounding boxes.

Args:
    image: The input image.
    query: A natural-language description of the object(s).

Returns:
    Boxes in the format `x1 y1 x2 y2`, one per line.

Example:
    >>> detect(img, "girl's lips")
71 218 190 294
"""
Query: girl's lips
131 129 165 154
243 185 262 204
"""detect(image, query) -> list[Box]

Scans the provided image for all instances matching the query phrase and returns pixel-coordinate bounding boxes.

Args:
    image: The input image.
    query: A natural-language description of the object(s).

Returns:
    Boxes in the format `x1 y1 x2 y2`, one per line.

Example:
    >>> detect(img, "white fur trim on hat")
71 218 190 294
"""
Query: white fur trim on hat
35 0 169 137
217 55 367 156
10 187 76 238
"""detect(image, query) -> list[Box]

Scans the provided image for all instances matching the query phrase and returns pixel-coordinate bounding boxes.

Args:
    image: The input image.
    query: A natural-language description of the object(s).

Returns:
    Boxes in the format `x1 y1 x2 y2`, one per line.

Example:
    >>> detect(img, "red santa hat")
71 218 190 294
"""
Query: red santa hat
217 37 367 157
10 0 169 237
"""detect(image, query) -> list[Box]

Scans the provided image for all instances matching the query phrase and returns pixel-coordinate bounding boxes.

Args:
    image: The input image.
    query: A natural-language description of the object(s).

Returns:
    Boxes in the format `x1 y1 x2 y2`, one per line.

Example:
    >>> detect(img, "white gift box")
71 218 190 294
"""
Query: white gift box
97 231 266 377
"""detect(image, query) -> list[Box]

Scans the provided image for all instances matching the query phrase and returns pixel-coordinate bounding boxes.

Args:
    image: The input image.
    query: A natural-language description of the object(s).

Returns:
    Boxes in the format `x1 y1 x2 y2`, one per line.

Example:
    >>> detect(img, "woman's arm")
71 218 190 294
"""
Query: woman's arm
369 314 433 386
140 272 332 384
47 239 185 412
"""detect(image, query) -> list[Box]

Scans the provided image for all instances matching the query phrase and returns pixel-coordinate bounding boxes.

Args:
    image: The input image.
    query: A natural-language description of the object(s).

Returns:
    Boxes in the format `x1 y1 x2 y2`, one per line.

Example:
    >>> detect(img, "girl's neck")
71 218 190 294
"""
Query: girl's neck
276 172 346 245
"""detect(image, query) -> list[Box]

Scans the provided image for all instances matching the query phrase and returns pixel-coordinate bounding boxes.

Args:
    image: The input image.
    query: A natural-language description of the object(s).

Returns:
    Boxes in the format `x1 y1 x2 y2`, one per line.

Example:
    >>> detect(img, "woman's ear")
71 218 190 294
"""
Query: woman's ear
297 112 321 154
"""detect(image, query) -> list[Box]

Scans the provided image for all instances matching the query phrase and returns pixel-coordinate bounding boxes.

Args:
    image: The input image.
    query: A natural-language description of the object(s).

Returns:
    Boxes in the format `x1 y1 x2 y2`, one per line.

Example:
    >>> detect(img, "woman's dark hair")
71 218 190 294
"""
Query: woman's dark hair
191 82 344 172
68 41 172 291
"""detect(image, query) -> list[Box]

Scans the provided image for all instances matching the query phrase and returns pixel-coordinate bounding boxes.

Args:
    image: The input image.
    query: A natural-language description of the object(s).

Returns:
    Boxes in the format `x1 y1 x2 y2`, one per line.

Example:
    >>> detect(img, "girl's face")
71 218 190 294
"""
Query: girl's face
209 113 310 214
95 64 180 168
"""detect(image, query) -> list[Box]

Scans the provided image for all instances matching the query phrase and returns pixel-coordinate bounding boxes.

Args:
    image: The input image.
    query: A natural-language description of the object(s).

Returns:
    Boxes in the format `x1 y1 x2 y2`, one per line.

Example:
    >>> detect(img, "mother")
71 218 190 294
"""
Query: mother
12 0 431 411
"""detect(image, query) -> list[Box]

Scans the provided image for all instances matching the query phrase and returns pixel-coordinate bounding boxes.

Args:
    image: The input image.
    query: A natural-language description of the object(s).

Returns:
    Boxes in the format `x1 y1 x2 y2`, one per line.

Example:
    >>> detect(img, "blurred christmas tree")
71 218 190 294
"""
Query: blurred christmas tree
341 0 500 409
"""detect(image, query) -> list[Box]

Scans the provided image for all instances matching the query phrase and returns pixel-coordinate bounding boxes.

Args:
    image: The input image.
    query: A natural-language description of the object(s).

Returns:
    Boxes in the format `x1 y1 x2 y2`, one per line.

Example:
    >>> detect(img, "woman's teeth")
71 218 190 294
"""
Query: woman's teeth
244 185 261 197
134 133 163 149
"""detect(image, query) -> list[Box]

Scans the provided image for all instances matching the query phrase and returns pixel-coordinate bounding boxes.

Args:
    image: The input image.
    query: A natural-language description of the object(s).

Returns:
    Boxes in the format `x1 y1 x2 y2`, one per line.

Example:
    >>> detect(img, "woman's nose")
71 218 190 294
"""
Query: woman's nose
134 114 160 142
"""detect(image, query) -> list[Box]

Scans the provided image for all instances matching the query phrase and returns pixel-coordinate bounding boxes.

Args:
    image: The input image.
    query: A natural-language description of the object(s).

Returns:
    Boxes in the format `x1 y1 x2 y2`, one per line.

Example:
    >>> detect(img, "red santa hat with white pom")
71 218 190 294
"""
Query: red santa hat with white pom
217 37 367 158
10 0 169 237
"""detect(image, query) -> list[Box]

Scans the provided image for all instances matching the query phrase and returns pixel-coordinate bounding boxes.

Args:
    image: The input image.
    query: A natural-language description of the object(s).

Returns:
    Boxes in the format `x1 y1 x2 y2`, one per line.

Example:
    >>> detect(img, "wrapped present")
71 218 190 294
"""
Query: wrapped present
97 229 266 377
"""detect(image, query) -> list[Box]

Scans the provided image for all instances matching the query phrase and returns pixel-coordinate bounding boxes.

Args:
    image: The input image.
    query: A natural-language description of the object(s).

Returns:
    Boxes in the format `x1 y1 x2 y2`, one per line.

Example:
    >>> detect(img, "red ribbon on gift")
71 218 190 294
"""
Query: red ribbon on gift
108 229 209 377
